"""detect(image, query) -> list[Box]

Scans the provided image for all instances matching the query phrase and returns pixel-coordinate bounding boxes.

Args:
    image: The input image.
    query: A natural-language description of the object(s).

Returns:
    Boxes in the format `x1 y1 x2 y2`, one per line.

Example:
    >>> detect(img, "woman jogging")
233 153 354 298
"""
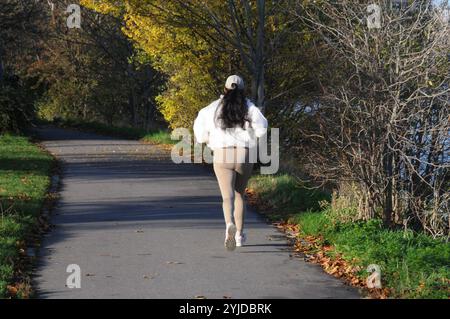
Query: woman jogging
193 75 268 251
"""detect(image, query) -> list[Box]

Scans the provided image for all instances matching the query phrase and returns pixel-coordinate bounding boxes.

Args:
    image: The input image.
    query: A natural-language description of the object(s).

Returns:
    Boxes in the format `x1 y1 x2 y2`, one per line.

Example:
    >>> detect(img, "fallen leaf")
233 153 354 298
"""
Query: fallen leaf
7 285 18 297
143 273 158 280
329 266 339 275
246 187 392 299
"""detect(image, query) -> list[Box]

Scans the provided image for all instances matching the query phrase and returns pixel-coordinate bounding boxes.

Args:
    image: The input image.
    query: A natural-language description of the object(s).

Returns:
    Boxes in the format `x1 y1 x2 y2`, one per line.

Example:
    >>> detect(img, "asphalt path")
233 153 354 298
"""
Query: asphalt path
32 126 359 299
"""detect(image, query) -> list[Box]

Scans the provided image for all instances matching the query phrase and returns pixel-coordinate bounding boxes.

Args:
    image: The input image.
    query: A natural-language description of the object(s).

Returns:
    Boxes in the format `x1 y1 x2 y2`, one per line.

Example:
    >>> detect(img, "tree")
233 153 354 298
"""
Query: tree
36 0 164 129
81 0 302 128
168 0 268 111
289 0 449 236
0 0 50 132
81 0 221 128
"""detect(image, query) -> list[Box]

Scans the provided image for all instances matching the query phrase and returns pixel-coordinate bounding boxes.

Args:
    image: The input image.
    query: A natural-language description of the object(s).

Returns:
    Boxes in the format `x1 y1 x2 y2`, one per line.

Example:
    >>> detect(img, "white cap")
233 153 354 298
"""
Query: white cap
225 75 244 90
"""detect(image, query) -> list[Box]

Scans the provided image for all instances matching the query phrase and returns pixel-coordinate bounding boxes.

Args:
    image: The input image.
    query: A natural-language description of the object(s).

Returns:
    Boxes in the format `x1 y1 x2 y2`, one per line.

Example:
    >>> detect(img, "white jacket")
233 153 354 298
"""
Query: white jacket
193 96 268 150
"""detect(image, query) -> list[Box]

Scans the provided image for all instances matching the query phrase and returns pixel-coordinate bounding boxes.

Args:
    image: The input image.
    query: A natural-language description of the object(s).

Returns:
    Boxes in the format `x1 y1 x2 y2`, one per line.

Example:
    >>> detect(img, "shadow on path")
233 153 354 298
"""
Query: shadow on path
32 126 360 299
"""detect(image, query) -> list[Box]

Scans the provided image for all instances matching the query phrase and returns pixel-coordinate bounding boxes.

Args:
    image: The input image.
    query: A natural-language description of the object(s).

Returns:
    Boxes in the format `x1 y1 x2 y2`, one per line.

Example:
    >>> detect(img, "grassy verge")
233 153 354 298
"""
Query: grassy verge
247 174 450 299
0 134 54 298
54 118 176 145
247 174 330 219
37 120 449 298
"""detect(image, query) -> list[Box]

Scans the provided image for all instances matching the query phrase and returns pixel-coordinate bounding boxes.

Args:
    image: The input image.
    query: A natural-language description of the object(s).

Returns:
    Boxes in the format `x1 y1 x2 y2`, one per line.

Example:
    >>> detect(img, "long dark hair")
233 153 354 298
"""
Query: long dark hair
215 87 249 129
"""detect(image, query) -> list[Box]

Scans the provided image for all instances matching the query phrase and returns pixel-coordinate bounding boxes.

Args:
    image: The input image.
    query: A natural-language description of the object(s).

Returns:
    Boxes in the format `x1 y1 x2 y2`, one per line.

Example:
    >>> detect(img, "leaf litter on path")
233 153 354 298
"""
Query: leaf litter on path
143 273 159 280
246 187 390 299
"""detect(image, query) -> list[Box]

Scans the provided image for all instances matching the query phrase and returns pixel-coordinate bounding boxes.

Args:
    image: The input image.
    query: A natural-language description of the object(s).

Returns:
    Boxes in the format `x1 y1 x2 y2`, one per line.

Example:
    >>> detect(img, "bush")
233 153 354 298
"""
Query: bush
0 76 36 133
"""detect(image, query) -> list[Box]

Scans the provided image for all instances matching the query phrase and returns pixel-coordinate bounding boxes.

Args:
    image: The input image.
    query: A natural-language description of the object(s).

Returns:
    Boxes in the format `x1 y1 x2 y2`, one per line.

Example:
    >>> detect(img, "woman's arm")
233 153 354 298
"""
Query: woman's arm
193 108 209 144
249 105 268 138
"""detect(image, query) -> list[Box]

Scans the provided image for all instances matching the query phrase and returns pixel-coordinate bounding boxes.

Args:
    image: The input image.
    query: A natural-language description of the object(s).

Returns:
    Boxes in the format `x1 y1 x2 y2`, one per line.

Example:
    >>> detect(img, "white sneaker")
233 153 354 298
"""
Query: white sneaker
236 233 246 247
224 223 237 251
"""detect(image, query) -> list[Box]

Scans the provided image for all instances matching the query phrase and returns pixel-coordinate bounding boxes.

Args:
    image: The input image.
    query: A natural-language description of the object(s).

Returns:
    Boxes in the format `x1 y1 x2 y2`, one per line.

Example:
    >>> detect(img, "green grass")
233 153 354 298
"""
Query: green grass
0 134 53 298
141 130 176 145
56 118 176 145
291 212 450 298
247 174 330 219
248 174 450 299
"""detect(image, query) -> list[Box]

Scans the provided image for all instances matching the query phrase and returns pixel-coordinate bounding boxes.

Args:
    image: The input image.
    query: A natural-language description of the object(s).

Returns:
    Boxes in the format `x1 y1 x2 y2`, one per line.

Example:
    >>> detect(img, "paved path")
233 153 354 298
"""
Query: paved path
33 126 359 299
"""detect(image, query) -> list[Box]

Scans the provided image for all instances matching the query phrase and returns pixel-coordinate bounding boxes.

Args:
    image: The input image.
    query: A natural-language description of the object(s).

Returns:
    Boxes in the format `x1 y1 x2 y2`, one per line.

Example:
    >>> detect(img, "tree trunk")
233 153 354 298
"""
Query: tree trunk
144 100 155 132
256 65 265 112
383 139 394 227
0 44 4 83
255 0 265 112
129 87 137 127
229 0 266 112
0 57 3 83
